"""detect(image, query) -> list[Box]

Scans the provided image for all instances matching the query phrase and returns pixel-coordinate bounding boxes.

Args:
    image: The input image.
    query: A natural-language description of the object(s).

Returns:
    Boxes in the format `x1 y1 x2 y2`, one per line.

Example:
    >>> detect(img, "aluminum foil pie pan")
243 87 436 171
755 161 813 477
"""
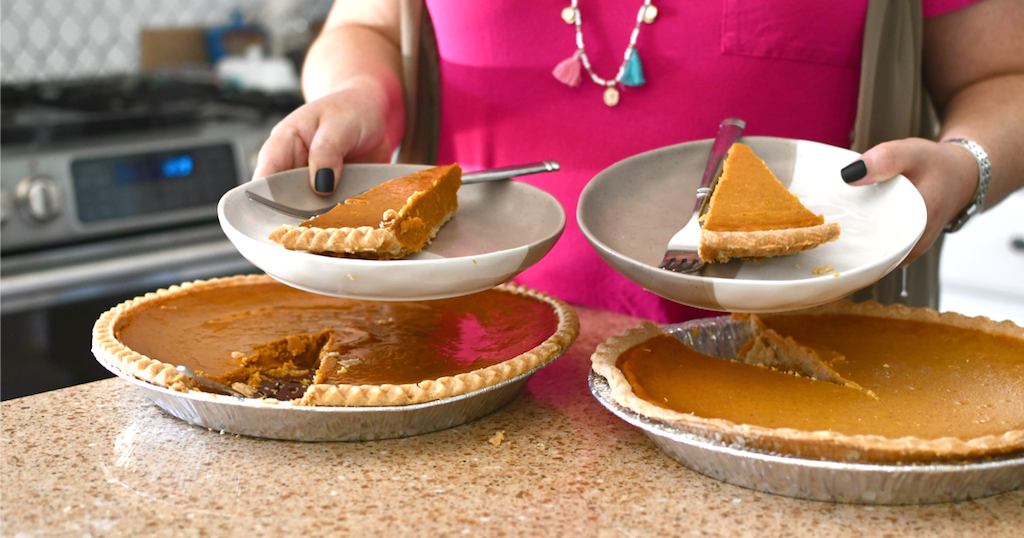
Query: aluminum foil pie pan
94 347 559 442
588 317 1024 505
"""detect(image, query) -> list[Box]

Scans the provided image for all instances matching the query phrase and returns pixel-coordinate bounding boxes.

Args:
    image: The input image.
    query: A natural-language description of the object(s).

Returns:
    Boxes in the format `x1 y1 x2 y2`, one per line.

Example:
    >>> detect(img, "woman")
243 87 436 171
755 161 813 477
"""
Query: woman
254 0 1024 322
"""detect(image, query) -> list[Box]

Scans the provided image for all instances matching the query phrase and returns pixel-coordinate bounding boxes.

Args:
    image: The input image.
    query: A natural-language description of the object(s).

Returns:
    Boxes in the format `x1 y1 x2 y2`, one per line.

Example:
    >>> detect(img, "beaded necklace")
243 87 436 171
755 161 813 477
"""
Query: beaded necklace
553 0 658 106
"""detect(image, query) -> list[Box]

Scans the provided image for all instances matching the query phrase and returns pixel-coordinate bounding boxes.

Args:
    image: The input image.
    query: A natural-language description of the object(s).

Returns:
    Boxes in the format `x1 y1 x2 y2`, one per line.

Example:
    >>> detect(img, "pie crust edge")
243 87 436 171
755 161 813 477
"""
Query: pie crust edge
590 300 1024 464
268 207 456 260
699 221 841 263
92 274 581 407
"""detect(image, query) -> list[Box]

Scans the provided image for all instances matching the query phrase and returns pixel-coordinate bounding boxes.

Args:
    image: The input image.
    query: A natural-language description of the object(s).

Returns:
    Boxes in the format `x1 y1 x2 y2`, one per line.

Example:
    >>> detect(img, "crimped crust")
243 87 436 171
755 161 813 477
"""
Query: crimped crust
591 302 1024 464
92 275 579 407
699 221 841 263
270 224 396 256
268 208 455 260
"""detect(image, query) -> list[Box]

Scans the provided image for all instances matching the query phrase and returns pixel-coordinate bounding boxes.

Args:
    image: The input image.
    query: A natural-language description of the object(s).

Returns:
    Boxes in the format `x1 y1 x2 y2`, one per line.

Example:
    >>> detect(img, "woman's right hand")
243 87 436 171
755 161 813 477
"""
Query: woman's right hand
251 0 405 195
252 78 396 195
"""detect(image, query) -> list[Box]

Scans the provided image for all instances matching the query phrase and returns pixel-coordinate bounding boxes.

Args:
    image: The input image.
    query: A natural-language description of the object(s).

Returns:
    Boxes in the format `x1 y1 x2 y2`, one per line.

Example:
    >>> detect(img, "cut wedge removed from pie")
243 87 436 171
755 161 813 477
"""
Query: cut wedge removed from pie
591 300 1024 464
698 143 840 263
269 163 462 260
92 275 579 406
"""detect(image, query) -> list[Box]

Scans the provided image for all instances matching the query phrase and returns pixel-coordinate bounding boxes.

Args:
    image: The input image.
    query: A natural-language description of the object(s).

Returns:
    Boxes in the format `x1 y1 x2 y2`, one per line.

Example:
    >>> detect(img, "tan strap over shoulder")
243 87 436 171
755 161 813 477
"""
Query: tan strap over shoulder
397 0 440 165
849 0 943 309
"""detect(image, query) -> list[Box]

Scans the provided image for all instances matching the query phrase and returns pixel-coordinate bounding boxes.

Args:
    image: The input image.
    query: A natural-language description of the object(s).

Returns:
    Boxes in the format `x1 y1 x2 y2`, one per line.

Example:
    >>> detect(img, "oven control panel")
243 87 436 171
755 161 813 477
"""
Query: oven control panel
0 120 271 254
71 143 237 223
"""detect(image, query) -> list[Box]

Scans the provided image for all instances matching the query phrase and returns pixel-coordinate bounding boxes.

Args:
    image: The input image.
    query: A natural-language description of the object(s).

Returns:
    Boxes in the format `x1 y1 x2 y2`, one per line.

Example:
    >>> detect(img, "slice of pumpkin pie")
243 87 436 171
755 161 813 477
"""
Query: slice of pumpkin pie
269 163 462 260
698 143 840 263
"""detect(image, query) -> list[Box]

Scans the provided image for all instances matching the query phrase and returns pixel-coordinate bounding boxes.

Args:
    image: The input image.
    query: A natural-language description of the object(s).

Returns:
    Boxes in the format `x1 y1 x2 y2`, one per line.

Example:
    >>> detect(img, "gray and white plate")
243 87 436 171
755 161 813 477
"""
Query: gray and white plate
220 164 565 301
578 137 927 312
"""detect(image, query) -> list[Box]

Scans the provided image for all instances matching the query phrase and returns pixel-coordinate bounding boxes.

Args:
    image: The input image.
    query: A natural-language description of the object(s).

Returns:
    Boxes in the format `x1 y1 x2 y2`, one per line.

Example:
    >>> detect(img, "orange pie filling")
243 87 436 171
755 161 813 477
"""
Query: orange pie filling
698 143 840 262
701 144 824 233
269 164 462 259
106 277 576 405
596 303 1024 463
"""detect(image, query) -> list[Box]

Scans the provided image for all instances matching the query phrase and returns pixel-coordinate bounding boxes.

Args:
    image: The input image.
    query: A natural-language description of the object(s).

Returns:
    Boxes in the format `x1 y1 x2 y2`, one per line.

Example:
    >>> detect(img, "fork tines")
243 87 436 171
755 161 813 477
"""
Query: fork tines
659 255 703 273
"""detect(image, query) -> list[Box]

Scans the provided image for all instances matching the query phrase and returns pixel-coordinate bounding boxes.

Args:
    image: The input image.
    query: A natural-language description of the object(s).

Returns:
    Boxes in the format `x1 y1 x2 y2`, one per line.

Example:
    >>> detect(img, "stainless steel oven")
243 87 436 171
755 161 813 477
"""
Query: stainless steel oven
1 77 298 400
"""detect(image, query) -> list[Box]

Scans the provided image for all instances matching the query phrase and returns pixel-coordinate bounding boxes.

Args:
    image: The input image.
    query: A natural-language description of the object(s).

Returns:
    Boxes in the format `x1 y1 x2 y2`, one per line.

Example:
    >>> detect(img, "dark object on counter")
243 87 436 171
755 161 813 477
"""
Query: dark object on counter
206 9 266 65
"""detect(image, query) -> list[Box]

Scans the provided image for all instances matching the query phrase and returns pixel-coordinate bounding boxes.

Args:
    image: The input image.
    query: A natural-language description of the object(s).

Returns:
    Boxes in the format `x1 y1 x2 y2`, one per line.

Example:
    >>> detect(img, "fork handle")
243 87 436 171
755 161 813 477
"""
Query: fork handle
692 119 746 215
462 161 560 184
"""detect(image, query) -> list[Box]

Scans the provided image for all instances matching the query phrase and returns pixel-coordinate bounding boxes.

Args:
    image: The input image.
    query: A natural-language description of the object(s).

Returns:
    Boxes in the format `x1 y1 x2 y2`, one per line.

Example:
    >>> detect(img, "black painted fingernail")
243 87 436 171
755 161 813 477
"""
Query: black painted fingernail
314 168 334 193
841 160 867 183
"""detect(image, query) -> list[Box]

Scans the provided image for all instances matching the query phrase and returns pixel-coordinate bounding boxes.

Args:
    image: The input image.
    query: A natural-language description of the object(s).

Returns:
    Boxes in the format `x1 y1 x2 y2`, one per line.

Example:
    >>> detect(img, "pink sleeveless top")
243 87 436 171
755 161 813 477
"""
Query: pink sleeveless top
424 0 979 323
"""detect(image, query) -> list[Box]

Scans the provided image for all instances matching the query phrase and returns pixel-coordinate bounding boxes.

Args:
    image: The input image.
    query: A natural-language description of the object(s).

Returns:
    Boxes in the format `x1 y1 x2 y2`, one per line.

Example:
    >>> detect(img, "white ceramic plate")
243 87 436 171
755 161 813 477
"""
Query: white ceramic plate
578 137 927 312
219 165 565 301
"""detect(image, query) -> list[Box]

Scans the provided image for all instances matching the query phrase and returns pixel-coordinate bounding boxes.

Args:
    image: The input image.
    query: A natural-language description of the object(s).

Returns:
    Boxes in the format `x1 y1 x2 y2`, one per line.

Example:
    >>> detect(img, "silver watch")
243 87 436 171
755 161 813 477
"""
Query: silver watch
943 138 991 233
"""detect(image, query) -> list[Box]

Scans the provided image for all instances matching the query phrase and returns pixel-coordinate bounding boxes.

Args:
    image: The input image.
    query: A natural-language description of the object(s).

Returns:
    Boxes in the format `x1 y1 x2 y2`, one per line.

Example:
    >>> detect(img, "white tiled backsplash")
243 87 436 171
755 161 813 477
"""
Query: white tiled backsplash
0 0 332 83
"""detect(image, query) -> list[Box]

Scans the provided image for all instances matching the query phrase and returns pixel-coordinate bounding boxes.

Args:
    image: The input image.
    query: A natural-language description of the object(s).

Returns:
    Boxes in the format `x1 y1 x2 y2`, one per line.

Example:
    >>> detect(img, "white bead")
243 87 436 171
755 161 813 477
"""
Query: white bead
644 5 658 24
562 6 576 24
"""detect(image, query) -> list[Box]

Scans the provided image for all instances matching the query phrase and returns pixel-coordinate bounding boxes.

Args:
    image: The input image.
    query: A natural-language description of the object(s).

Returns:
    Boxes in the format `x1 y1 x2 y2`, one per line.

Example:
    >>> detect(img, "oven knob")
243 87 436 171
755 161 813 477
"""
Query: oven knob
16 176 63 223
0 188 11 227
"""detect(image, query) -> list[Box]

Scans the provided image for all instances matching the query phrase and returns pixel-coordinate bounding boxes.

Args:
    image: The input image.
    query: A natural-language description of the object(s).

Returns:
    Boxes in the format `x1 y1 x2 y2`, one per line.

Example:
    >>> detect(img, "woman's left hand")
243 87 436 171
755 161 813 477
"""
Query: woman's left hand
841 137 979 265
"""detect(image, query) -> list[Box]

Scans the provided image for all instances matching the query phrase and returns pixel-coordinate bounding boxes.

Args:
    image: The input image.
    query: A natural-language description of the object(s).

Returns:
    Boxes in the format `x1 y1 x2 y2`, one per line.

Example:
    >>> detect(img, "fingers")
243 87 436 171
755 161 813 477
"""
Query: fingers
841 138 981 266
841 138 933 186
252 90 394 195
250 102 355 196
313 168 336 194
346 137 394 164
253 122 311 181
307 125 393 195
306 117 355 196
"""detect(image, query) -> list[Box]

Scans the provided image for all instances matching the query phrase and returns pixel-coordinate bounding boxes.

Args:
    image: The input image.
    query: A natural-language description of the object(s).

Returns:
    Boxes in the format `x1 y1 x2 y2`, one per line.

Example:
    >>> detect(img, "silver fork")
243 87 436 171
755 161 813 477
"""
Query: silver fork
175 365 249 398
246 161 560 220
658 118 746 273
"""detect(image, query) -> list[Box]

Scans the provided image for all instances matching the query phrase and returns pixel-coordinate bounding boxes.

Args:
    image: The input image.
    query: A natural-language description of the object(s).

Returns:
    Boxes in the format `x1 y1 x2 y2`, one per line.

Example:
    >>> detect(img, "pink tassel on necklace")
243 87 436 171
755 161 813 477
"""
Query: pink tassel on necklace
553 50 582 87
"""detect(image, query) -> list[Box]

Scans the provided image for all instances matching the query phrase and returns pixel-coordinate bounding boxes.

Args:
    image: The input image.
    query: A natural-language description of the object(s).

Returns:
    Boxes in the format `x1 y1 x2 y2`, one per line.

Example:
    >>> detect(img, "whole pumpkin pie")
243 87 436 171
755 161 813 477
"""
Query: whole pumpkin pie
269 163 461 259
698 143 841 263
92 275 579 406
591 300 1024 463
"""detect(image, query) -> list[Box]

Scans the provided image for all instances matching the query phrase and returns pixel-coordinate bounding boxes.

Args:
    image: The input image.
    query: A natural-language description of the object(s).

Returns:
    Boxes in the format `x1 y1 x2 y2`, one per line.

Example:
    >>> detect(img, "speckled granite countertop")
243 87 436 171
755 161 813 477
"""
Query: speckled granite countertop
3 306 1022 537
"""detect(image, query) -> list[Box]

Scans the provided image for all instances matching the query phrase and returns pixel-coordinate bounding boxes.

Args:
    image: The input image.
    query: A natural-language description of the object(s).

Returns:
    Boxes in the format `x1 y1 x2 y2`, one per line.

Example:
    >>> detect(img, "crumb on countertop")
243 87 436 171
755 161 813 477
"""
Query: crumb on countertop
489 430 505 446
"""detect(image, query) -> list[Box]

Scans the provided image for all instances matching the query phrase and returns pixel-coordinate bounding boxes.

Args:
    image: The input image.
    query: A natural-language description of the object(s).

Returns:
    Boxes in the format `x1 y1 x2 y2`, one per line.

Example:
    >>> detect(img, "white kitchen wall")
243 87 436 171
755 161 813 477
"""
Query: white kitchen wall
0 0 333 83
939 190 1024 325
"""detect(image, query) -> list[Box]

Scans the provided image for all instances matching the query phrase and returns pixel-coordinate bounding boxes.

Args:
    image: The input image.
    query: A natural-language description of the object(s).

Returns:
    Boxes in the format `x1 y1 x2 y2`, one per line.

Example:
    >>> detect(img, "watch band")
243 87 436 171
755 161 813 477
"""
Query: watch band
943 138 991 233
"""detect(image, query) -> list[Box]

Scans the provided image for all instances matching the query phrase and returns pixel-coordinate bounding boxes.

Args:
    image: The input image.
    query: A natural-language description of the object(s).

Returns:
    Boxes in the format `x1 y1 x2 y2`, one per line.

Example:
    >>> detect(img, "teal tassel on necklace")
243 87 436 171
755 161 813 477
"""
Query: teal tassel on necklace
621 50 645 87
556 1 657 105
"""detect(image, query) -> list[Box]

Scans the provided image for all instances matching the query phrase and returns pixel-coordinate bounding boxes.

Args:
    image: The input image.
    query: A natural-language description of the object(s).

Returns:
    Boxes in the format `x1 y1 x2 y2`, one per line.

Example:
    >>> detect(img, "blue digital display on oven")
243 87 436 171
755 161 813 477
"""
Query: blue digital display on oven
112 154 194 185
71 144 237 223
161 155 194 178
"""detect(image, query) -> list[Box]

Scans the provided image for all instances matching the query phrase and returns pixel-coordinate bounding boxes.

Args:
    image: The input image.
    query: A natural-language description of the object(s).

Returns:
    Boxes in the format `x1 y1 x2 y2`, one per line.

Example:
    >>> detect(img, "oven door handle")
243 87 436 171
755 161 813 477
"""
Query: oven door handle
0 240 255 314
